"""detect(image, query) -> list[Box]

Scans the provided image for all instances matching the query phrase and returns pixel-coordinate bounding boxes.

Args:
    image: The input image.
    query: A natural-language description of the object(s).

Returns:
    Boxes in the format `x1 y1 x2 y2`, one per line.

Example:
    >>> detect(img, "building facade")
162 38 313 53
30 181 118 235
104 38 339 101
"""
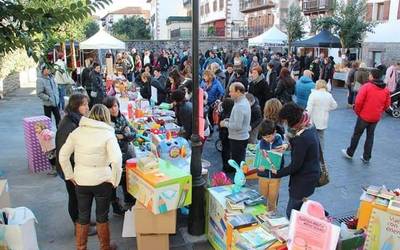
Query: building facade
362 0 400 66
148 0 187 40
167 16 192 40
102 7 150 30
199 0 245 38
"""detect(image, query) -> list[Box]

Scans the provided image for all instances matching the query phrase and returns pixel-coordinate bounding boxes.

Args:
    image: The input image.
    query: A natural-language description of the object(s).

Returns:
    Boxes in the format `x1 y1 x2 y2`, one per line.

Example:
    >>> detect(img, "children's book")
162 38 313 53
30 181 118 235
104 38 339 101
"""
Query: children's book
226 192 249 204
228 214 258 229
266 217 290 229
240 227 276 248
253 148 283 170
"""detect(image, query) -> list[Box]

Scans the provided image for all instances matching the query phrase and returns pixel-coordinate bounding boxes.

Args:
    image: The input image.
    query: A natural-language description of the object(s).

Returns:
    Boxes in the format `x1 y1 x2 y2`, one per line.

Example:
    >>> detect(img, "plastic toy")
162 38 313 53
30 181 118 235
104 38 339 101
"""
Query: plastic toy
228 159 246 193
157 137 191 167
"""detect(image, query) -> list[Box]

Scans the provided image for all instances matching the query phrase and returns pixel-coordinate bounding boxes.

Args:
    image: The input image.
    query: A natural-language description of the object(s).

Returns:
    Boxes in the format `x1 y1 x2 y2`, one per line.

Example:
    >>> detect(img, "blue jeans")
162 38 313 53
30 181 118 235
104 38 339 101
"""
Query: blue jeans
58 85 67 110
286 197 304 219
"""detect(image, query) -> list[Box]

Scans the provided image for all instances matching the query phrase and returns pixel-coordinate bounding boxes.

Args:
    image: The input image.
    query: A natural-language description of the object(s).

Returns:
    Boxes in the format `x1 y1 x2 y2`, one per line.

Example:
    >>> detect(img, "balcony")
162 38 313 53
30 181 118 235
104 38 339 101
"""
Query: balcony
302 0 334 15
239 0 275 13
200 26 226 38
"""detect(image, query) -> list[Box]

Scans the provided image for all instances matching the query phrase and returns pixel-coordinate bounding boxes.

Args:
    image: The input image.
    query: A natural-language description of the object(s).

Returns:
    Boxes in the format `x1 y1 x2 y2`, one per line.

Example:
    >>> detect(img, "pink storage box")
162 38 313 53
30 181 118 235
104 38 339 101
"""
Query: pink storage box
23 116 52 173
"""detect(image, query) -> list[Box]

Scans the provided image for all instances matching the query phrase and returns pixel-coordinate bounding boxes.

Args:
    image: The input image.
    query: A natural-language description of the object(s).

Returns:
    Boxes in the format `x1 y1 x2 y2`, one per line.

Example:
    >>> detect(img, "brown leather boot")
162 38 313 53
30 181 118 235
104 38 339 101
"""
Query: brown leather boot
75 223 89 250
96 222 117 250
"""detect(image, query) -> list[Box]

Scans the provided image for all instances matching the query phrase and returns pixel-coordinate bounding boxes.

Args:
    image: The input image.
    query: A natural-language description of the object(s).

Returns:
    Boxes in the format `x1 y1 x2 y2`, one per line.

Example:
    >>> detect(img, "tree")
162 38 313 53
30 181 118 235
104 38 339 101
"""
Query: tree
85 19 100 39
313 0 376 49
283 4 307 52
0 0 111 61
112 16 151 41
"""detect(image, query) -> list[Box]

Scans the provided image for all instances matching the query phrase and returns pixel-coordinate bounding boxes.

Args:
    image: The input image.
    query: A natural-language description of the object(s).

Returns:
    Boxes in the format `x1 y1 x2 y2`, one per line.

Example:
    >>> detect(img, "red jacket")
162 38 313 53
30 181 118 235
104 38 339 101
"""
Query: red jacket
354 81 391 123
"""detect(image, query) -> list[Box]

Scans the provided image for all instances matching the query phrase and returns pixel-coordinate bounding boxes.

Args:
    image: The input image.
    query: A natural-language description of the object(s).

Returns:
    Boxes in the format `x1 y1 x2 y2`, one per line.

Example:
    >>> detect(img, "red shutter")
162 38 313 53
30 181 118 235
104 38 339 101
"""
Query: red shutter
383 0 391 20
366 3 373 21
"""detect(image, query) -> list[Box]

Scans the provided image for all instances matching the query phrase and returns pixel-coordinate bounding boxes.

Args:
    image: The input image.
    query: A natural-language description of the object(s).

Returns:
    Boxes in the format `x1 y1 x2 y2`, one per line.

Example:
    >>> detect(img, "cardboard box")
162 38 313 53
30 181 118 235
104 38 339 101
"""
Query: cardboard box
23 116 52 173
0 180 11 208
127 159 192 214
134 202 176 234
136 233 169 250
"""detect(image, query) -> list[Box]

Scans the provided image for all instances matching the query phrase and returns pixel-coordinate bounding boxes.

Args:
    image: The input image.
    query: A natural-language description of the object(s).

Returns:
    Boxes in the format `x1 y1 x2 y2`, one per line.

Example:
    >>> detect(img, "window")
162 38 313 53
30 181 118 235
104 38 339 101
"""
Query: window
205 3 210 14
376 3 384 20
200 5 204 16
213 0 217 12
220 0 224 10
372 51 382 67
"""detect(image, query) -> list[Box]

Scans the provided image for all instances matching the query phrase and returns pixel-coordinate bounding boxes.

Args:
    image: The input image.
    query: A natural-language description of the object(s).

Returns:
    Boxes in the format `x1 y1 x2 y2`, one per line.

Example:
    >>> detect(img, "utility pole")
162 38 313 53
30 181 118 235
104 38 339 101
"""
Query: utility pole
188 0 206 236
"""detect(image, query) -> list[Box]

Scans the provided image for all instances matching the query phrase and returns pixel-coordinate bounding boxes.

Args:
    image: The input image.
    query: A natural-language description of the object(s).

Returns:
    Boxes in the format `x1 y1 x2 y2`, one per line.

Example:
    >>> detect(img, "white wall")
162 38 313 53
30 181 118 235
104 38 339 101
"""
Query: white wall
200 0 227 24
157 0 186 39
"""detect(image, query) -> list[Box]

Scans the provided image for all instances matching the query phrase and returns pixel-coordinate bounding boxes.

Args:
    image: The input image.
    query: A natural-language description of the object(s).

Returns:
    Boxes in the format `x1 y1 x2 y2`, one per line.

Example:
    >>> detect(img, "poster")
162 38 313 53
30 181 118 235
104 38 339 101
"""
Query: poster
287 210 340 250
364 208 400 250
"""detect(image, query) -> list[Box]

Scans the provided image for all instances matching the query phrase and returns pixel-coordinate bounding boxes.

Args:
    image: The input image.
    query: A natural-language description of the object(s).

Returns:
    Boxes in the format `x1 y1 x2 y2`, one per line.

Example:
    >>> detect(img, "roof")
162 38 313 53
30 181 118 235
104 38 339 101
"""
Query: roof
104 7 150 18
80 29 125 50
166 16 192 25
292 30 341 48
248 26 287 46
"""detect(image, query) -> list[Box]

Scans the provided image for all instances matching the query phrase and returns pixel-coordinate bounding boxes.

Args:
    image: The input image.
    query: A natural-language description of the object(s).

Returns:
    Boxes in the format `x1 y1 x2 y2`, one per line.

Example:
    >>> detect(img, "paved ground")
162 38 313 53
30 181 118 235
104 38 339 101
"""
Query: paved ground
0 84 398 249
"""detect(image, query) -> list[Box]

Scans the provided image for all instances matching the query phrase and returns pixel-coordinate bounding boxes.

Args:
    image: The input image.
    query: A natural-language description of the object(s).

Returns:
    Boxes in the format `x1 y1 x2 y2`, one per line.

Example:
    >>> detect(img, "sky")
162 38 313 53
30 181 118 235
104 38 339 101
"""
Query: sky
95 0 151 18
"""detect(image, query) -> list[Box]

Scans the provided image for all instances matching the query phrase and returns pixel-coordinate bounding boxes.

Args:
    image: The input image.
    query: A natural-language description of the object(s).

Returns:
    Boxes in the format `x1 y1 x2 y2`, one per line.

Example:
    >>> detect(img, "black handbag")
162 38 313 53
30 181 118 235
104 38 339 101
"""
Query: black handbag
317 143 330 187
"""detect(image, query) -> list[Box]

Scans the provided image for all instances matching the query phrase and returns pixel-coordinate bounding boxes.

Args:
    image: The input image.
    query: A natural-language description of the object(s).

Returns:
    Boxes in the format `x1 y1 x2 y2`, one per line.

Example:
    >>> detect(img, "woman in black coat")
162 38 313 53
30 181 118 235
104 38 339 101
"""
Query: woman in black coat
139 72 152 100
275 67 296 104
55 93 97 235
248 65 270 111
271 103 321 218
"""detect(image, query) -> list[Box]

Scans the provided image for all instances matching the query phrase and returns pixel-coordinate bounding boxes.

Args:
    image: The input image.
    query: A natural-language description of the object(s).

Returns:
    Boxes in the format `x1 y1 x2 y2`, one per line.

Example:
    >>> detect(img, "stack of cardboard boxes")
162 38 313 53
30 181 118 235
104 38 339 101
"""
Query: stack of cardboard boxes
134 202 176 250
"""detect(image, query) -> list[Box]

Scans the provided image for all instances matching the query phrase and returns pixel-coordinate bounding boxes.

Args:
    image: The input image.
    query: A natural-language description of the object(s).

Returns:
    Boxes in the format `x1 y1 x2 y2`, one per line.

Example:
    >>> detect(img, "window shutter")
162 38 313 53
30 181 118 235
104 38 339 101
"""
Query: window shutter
398 0 400 19
366 3 373 21
383 0 391 20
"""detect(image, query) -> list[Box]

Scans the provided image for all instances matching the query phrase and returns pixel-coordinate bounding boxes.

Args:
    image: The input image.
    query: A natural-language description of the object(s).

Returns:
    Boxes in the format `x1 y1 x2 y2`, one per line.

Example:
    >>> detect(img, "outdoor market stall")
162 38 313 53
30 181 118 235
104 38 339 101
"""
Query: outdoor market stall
248 26 288 49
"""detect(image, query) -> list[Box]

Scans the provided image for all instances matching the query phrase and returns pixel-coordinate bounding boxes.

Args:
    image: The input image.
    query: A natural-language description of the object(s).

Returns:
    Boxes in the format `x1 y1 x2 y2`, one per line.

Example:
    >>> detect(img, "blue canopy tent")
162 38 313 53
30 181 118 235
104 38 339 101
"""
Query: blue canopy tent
293 30 341 48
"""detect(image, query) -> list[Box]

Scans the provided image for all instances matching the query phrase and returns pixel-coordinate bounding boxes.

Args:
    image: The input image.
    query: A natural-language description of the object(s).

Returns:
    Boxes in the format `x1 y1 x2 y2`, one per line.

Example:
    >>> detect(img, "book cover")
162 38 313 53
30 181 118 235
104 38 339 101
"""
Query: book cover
253 148 282 170
226 192 249 204
272 226 290 243
266 217 290 229
240 227 276 247
229 214 258 229
364 208 400 250
287 210 340 250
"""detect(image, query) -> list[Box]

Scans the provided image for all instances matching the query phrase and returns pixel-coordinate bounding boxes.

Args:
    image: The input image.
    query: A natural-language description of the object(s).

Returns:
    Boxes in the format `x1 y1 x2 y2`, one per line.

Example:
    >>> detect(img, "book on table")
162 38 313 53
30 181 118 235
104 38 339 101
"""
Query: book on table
228 213 258 229
226 191 250 204
239 227 276 248
253 148 283 170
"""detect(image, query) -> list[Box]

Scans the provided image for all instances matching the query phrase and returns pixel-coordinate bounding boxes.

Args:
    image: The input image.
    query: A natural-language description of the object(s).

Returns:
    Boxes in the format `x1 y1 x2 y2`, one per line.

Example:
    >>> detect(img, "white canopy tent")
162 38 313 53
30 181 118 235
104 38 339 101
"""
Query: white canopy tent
80 29 126 49
248 26 288 46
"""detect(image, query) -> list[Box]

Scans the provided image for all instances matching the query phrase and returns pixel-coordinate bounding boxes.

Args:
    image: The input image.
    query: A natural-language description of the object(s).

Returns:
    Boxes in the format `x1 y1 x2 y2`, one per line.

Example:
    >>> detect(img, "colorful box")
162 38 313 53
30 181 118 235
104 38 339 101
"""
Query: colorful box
127 159 192 214
23 116 52 173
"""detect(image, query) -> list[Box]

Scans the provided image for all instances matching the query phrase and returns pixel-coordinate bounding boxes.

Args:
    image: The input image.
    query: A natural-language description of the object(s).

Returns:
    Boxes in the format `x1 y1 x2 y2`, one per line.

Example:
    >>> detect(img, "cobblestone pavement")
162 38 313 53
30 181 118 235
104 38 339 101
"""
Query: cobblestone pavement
0 86 398 249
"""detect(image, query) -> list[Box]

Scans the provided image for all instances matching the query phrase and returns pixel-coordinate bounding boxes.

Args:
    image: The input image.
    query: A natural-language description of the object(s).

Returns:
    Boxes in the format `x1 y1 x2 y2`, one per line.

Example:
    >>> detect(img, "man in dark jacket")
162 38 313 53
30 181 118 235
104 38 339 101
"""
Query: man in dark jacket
89 62 105 107
171 89 193 140
225 64 234 88
152 67 167 104
139 72 152 100
342 69 391 164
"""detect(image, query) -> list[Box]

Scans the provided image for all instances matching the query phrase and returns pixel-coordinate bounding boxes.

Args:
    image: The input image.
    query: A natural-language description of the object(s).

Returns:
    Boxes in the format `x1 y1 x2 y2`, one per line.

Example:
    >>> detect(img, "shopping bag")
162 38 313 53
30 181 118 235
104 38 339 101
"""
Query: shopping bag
122 207 136 238
0 207 39 250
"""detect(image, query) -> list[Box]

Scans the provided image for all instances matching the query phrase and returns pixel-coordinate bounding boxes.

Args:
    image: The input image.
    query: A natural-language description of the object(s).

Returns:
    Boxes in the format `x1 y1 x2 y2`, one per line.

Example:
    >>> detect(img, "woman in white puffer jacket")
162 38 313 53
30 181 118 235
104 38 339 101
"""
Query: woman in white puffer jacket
306 79 338 149
59 104 122 250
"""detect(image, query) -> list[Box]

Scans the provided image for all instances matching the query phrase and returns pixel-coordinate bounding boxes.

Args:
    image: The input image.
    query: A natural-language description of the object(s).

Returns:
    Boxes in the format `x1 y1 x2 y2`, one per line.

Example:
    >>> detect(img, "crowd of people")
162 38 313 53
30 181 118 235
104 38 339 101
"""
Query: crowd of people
35 46 397 249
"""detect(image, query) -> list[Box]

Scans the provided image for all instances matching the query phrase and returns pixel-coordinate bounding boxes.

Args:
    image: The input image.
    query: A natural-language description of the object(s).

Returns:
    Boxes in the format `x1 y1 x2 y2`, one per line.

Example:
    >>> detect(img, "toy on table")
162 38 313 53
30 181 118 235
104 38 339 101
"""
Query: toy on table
228 160 246 193
157 136 191 168
211 172 232 187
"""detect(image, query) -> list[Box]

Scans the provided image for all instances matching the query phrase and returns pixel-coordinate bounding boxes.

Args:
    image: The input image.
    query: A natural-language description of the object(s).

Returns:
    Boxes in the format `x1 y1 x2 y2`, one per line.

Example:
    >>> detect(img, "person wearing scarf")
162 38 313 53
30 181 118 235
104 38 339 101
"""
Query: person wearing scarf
55 94 97 236
271 103 321 218
248 65 271 111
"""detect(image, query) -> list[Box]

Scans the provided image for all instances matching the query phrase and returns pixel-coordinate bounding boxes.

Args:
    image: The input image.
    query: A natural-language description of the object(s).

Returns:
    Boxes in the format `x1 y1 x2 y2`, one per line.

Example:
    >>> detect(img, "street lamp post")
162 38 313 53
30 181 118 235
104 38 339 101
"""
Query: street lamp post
188 0 206 236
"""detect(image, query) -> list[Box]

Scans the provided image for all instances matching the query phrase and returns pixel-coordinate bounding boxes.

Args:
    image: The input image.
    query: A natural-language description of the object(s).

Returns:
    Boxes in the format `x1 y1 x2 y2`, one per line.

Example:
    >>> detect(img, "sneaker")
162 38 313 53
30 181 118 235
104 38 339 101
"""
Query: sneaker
360 156 370 164
341 149 352 159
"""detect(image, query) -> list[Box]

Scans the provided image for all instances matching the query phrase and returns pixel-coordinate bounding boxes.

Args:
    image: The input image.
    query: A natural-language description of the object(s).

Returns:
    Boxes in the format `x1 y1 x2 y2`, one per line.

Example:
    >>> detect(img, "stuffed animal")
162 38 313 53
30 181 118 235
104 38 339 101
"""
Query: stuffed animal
228 159 246 193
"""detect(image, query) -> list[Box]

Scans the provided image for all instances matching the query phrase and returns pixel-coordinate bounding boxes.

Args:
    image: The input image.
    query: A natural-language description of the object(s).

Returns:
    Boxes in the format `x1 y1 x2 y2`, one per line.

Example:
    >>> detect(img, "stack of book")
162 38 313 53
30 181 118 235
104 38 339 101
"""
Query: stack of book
225 190 265 209
234 227 276 250
256 212 290 243
362 185 400 212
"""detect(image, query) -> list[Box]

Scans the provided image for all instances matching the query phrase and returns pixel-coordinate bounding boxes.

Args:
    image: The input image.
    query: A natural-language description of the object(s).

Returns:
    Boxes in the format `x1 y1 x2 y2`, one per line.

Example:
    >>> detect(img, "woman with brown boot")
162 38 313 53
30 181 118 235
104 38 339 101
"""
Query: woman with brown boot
59 104 122 250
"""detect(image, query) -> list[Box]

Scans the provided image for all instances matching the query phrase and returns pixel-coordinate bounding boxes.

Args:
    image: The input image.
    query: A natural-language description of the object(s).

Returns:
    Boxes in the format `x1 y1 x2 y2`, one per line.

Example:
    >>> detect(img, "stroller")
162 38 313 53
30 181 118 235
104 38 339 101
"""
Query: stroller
386 90 400 118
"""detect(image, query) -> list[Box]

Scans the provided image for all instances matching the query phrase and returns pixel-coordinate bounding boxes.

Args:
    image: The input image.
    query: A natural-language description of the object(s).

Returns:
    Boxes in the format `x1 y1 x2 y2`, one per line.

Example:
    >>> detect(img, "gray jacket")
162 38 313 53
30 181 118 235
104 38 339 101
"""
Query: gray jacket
36 73 60 107
228 95 251 140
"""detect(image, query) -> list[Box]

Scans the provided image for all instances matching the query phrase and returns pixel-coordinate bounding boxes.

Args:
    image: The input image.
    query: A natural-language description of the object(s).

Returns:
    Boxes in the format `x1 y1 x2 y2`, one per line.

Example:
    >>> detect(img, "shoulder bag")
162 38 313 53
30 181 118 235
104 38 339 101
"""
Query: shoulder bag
317 142 330 187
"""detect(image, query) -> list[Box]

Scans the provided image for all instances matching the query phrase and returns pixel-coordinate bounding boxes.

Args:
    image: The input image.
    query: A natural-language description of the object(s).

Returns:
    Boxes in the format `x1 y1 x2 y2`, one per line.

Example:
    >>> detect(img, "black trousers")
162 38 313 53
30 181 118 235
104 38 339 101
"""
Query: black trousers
43 105 61 128
347 117 377 161
76 182 113 225
229 138 248 172
65 180 78 223
221 137 231 172
347 85 355 105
